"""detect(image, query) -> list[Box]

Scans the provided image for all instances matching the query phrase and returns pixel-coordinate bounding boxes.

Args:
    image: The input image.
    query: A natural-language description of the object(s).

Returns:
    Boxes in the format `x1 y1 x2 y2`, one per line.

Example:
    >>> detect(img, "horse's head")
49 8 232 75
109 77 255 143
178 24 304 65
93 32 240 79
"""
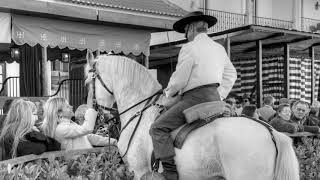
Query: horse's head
85 50 115 111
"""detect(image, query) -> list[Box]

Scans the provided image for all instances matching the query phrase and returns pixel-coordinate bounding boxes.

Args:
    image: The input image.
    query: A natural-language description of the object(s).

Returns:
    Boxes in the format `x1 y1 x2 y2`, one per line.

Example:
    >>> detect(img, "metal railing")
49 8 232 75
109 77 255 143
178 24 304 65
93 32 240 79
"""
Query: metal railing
0 76 20 97
301 17 320 32
202 8 246 32
48 78 86 110
254 16 294 29
201 8 296 32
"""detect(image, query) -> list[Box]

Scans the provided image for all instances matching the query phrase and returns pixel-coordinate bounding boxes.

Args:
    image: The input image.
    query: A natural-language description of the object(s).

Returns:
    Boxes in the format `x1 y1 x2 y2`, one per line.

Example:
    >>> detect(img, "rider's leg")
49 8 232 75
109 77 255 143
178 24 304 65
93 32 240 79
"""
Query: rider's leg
150 85 220 180
150 98 194 180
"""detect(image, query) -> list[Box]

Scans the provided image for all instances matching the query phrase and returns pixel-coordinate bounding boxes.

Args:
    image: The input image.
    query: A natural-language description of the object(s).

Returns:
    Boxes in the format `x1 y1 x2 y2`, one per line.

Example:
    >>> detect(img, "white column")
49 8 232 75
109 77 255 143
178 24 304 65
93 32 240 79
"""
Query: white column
292 0 302 31
245 0 254 25
41 47 51 96
144 55 149 69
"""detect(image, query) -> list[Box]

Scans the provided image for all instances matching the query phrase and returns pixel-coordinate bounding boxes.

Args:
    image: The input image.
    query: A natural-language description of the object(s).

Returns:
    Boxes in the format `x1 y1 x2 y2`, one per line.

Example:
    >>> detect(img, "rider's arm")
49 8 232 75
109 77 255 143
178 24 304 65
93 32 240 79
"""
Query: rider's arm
217 47 237 100
165 44 194 97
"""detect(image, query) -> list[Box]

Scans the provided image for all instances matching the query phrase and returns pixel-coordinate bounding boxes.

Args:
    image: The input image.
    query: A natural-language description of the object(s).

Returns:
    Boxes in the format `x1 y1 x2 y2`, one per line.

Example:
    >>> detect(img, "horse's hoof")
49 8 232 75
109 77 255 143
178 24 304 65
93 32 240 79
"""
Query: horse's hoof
140 171 166 180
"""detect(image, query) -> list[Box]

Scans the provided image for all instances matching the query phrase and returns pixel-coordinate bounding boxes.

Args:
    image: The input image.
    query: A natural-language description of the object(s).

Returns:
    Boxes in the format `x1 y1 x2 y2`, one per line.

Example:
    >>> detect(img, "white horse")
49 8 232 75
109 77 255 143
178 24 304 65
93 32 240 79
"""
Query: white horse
85 54 299 180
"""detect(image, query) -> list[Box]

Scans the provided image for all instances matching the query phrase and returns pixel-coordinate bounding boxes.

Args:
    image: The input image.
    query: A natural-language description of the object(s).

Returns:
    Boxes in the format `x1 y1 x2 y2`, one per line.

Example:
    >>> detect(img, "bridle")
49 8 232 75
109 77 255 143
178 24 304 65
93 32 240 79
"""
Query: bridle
88 61 163 158
89 62 117 113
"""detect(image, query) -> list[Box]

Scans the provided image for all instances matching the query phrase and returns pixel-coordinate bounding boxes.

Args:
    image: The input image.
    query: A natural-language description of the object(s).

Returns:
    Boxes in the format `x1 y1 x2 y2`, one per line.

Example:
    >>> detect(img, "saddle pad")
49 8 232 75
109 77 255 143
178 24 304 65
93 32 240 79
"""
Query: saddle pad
183 101 228 123
172 114 223 149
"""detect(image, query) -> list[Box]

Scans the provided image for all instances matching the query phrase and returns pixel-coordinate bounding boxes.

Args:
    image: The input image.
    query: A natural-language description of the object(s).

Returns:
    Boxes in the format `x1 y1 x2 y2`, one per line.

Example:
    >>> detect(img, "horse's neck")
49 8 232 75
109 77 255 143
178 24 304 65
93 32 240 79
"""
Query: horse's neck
116 89 156 131
116 91 157 160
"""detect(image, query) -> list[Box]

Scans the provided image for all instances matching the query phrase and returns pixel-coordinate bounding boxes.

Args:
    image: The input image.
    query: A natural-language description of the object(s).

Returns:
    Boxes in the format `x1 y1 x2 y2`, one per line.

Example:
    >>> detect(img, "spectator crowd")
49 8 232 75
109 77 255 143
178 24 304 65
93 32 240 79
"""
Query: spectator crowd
225 93 320 135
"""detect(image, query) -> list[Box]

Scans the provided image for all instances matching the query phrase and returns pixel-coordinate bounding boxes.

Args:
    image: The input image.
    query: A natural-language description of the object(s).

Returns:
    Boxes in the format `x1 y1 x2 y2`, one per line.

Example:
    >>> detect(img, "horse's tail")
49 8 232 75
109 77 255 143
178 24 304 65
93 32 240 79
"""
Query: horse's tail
273 130 299 180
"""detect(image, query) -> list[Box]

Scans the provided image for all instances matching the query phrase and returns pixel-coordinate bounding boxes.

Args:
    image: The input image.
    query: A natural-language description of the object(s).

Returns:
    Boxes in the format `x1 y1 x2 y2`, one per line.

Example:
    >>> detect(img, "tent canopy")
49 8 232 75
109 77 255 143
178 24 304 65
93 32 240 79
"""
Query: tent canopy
12 15 151 56
150 25 320 67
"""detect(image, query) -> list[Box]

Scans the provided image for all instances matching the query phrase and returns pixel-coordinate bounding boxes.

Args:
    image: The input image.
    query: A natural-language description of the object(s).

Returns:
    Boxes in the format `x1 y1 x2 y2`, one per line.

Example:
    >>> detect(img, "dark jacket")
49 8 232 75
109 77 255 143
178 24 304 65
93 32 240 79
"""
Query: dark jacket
269 115 300 133
291 115 320 134
2 131 61 160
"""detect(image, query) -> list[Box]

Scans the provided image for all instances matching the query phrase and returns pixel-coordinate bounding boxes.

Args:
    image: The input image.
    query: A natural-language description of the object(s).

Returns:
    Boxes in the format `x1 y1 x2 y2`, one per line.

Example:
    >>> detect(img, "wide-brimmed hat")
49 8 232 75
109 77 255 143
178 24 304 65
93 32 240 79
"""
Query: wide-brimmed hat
173 11 217 33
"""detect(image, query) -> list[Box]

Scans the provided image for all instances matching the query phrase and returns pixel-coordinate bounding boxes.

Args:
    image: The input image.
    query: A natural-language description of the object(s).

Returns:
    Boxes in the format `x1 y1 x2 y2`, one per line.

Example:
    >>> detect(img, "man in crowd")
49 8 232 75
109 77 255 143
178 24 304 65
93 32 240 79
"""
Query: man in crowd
291 100 320 134
257 95 276 122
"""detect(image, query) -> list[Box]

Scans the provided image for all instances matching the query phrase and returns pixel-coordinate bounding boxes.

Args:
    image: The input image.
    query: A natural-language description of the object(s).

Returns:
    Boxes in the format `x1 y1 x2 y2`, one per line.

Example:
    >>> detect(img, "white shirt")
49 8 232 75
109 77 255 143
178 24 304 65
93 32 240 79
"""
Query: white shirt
165 33 237 99
54 108 97 150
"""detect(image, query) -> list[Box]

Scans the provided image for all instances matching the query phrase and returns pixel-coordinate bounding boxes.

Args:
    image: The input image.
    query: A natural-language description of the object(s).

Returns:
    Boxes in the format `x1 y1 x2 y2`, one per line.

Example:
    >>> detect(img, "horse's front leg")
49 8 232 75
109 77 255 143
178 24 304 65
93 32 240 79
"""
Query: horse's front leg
127 151 150 179
118 138 151 180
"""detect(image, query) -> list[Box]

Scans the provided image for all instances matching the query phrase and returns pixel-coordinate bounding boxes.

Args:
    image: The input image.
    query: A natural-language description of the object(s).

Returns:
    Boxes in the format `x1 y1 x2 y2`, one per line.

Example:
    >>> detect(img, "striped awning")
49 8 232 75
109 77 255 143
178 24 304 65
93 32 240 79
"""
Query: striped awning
12 14 151 56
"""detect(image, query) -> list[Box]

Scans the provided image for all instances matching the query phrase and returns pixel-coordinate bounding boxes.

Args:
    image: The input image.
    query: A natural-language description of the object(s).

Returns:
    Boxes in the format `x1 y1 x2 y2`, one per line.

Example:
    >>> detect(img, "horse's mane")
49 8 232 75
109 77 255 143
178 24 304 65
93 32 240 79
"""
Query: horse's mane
95 55 162 98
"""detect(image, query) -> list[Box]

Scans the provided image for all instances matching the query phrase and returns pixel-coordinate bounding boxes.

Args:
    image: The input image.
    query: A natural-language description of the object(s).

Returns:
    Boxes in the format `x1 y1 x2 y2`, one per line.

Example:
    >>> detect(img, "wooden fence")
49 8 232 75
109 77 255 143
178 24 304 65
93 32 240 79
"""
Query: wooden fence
0 146 116 168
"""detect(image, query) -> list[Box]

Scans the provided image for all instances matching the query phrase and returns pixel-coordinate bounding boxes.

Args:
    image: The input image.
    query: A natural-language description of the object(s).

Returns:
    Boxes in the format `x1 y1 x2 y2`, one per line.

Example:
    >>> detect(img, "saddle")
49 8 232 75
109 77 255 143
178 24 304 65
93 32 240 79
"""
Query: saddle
171 101 232 149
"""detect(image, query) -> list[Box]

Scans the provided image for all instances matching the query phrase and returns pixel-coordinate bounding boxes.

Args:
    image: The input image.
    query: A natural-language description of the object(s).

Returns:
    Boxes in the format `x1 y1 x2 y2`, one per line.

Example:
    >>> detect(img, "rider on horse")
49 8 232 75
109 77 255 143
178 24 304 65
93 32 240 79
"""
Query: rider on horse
149 11 237 180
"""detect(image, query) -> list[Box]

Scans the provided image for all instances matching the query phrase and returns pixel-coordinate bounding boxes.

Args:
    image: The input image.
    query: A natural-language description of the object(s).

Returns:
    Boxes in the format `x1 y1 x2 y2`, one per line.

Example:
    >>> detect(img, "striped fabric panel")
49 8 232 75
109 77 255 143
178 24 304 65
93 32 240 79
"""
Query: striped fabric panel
231 56 320 105
289 58 320 103
232 58 257 103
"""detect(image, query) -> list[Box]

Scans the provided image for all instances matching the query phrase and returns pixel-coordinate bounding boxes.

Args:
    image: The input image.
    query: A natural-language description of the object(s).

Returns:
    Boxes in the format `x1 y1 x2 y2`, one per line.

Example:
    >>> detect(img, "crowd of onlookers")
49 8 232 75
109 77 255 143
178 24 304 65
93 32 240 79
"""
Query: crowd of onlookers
0 89 116 161
225 93 320 134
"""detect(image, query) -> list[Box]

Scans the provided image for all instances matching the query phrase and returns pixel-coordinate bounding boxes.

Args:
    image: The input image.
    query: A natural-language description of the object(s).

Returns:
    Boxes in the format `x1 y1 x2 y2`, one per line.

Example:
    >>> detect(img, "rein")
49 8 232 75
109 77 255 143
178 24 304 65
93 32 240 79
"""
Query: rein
120 93 161 158
88 62 163 158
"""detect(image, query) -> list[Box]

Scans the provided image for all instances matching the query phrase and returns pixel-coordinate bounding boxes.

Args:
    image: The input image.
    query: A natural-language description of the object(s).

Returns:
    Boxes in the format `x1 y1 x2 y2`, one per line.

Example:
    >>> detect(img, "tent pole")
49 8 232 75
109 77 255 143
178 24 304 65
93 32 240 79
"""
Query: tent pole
41 46 51 96
310 46 315 104
224 36 231 57
284 44 290 98
256 40 263 108
144 55 149 69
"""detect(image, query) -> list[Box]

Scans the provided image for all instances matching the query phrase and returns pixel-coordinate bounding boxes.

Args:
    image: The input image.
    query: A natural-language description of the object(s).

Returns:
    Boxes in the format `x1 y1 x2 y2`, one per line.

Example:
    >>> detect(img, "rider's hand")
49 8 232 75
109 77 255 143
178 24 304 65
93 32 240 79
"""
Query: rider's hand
162 94 181 108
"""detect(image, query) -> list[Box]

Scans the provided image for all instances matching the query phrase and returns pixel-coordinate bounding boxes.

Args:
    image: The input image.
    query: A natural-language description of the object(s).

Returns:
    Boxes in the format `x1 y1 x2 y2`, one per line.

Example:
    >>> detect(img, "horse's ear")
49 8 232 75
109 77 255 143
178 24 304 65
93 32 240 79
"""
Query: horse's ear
86 49 95 67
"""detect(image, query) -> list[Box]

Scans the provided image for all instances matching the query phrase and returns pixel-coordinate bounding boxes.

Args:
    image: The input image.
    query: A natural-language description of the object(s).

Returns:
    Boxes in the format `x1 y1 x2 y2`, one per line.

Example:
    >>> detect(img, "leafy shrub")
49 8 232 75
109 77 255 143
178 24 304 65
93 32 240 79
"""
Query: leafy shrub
2 136 320 180
294 137 320 180
0 148 134 180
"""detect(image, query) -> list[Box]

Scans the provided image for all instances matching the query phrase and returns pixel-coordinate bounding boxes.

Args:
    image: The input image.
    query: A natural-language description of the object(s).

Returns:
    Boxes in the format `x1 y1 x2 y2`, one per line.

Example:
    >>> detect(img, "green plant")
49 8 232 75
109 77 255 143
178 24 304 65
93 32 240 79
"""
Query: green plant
295 137 320 180
0 148 134 180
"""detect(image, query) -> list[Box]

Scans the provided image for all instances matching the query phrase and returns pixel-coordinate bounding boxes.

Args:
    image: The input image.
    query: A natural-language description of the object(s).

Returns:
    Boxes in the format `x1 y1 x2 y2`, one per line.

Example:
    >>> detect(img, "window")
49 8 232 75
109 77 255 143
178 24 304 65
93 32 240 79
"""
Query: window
52 60 69 72
51 60 70 100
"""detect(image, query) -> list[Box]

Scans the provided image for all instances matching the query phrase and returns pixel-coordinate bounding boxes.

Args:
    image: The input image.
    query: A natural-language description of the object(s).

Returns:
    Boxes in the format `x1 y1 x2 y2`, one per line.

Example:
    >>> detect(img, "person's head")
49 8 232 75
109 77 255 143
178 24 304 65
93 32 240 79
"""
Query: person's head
242 96 250 107
310 101 320 117
74 104 89 125
279 98 290 105
184 21 208 41
242 104 258 119
0 99 36 158
225 97 236 109
277 103 291 121
291 100 310 120
173 11 217 41
263 95 275 107
289 99 298 108
42 97 74 138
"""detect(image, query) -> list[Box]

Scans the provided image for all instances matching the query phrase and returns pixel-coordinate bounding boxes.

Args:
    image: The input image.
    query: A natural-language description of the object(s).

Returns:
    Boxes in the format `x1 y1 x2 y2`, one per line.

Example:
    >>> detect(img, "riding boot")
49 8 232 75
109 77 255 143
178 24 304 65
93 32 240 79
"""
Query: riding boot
161 156 178 180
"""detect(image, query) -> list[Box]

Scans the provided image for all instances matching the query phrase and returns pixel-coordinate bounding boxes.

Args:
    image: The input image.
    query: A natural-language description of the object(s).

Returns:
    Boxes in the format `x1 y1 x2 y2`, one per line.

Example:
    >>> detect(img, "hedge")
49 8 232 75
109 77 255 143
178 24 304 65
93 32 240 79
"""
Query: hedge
0 146 134 180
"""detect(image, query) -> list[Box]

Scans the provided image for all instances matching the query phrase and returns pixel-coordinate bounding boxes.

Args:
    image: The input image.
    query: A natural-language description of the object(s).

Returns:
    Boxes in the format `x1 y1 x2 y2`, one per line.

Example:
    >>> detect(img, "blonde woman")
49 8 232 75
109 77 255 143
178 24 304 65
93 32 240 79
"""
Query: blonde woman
0 99 61 160
42 96 100 150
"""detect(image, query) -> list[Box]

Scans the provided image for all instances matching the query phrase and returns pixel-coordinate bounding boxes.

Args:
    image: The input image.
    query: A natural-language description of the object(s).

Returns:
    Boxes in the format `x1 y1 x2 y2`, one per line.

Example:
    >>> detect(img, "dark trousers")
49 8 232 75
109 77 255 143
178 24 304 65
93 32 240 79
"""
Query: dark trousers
149 84 220 159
